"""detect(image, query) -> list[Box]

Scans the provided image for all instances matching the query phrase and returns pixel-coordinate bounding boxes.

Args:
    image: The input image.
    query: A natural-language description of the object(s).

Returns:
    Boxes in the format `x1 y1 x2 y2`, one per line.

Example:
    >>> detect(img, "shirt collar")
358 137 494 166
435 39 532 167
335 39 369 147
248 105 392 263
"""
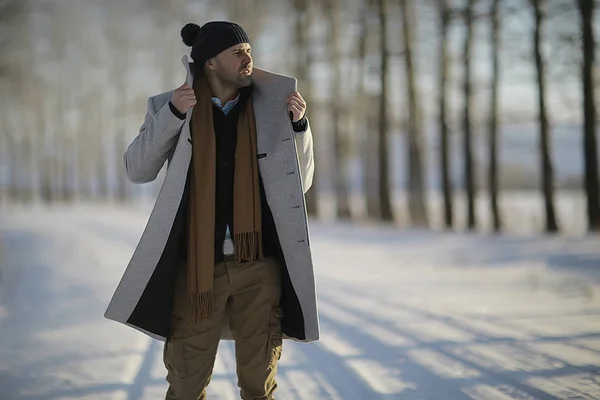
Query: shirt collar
212 93 240 115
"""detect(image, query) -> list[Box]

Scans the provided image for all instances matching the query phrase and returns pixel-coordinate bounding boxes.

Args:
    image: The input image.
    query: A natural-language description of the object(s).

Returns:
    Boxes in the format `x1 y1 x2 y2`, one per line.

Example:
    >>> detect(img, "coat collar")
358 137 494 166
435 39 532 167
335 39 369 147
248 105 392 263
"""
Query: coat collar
180 55 297 100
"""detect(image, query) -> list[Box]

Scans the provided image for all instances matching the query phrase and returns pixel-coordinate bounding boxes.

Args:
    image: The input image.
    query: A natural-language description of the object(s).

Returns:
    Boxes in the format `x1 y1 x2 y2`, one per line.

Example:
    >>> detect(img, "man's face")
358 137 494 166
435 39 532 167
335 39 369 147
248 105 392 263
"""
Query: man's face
210 43 253 88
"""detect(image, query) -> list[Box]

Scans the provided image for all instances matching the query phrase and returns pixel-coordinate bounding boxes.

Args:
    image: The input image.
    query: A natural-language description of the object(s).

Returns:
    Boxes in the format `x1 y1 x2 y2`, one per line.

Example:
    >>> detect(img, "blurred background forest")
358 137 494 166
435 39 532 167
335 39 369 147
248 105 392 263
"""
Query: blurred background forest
1 0 599 235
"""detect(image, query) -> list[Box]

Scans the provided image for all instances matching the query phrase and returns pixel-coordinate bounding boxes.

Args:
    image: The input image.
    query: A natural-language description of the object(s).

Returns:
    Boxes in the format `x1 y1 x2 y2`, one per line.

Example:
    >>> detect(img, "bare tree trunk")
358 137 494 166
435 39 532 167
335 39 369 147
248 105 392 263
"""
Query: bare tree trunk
357 5 380 220
325 0 352 220
437 0 453 229
83 97 100 199
40 147 54 204
400 0 428 226
489 0 502 231
21 134 34 203
94 105 109 200
36 94 54 204
228 0 264 41
115 129 128 201
60 138 73 202
55 98 66 202
5 134 19 202
463 0 476 230
293 0 319 217
74 115 85 200
532 0 558 233
0 85 19 202
56 96 73 202
0 135 6 204
577 0 600 231
33 95 49 203
76 94 92 200
378 0 393 222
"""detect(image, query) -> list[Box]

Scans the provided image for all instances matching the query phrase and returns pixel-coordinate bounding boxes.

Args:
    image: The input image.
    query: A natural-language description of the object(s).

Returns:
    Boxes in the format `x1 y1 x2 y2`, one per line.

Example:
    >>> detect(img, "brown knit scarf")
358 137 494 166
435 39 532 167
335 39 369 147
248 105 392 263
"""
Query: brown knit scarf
187 73 263 321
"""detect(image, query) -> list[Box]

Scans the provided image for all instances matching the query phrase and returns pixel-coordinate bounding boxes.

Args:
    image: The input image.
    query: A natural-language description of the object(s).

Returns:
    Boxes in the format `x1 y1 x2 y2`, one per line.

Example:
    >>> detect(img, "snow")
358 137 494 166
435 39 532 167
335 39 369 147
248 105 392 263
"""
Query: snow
1 203 600 399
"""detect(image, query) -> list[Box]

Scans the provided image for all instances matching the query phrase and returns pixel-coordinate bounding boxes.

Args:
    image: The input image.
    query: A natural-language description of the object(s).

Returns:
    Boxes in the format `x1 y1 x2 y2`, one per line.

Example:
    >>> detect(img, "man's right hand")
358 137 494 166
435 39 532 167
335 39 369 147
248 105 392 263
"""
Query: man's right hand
171 83 196 114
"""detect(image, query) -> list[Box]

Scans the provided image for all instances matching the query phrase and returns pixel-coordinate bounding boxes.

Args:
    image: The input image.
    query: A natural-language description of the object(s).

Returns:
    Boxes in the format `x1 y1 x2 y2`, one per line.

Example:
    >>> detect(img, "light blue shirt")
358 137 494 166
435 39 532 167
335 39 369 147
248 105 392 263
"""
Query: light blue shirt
212 93 240 115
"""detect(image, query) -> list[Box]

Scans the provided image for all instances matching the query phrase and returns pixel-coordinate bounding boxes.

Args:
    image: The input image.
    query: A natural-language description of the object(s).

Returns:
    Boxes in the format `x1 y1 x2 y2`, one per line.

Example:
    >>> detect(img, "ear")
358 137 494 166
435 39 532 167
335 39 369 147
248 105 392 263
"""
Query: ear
205 57 216 71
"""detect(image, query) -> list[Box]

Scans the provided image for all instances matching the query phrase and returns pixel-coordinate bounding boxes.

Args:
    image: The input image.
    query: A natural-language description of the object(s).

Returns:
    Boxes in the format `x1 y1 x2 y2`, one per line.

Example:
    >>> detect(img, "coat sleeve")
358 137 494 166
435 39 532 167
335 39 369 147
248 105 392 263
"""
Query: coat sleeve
124 96 185 184
294 119 315 193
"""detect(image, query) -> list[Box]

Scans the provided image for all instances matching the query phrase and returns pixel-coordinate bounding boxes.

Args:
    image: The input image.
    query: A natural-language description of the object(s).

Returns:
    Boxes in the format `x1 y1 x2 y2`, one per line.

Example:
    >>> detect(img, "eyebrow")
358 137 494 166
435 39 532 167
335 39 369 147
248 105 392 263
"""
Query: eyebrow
233 47 251 53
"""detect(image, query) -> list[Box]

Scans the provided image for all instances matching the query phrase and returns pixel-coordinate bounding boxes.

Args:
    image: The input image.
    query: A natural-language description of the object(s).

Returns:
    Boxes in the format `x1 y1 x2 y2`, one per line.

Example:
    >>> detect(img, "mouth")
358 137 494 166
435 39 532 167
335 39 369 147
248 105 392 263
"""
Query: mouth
239 68 252 76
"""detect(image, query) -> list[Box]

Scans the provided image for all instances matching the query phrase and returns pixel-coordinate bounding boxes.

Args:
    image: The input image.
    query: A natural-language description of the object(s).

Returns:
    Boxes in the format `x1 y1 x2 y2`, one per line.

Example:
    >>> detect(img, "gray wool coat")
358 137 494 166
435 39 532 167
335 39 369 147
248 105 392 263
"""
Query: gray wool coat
104 55 319 343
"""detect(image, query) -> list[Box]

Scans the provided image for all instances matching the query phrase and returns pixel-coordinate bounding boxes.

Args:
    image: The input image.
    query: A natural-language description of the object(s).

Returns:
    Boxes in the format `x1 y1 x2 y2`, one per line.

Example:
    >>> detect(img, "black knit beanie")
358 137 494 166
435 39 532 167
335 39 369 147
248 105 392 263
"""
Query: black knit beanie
181 21 251 66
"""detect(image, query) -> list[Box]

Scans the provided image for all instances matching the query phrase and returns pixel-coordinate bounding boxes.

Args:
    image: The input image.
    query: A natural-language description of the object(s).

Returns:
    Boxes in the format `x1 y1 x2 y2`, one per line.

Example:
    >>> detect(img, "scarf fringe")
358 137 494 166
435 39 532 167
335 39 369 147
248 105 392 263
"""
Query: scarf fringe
191 291 213 322
234 231 263 263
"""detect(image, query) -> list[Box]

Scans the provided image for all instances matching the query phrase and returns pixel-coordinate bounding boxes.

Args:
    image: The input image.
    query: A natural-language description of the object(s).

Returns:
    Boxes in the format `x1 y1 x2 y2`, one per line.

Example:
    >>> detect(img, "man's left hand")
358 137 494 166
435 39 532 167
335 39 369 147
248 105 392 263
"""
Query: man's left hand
286 91 307 122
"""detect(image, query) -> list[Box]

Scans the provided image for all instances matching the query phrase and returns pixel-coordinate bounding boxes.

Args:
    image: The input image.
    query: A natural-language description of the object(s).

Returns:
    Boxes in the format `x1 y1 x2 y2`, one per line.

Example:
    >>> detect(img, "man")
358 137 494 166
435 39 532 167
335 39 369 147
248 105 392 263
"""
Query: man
104 21 319 399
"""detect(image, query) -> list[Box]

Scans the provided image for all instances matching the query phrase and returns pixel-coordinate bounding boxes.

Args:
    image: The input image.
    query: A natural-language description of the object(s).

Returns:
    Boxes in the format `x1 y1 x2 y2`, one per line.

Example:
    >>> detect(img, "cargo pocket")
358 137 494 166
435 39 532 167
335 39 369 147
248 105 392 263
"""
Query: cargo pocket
164 322 189 378
268 306 284 368
163 340 171 371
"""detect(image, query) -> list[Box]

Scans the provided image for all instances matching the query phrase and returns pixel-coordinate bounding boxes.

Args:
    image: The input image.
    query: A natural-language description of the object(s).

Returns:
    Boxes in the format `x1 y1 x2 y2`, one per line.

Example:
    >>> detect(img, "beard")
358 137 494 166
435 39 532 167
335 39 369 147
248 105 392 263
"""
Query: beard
215 68 252 88
222 63 252 89
234 64 253 87
213 57 253 88
236 73 252 87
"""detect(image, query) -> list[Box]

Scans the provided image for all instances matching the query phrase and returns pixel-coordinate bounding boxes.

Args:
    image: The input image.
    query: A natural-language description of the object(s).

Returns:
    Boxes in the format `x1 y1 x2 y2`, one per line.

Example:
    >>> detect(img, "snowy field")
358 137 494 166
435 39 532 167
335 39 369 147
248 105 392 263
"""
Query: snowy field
1 203 600 399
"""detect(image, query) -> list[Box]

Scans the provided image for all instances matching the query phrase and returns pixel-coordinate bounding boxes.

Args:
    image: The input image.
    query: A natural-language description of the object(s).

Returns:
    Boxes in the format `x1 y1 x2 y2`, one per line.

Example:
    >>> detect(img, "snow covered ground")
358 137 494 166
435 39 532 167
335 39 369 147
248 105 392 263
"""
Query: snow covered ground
1 203 600 399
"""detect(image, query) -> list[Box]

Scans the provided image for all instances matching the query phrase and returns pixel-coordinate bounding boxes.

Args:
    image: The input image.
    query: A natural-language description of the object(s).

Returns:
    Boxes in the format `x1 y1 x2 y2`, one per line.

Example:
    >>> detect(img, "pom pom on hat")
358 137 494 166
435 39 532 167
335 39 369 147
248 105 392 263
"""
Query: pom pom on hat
181 23 200 47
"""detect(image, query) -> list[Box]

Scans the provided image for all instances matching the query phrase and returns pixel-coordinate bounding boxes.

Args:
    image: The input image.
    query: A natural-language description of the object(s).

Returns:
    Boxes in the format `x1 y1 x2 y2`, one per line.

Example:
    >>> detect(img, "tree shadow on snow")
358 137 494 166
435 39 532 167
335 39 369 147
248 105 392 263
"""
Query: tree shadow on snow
308 292 600 400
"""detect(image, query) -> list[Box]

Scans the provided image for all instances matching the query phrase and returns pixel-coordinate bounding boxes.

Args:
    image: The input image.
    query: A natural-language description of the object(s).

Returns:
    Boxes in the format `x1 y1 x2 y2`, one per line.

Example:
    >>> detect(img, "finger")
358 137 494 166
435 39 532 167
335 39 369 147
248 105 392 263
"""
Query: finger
286 92 299 103
289 104 303 120
289 97 306 110
294 93 306 106
179 98 195 105
288 99 305 111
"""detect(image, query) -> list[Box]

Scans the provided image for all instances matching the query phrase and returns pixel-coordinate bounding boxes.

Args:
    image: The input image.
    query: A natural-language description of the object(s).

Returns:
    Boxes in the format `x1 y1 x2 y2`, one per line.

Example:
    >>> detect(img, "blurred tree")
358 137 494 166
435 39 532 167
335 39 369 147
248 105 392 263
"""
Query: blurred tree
0 0 25 77
400 0 428 227
576 0 600 231
462 0 476 230
293 0 320 217
0 0 28 203
531 0 559 232
228 0 265 40
436 0 454 230
356 0 381 220
324 0 352 220
378 0 394 222
106 1 135 202
489 0 502 232
3 117 19 202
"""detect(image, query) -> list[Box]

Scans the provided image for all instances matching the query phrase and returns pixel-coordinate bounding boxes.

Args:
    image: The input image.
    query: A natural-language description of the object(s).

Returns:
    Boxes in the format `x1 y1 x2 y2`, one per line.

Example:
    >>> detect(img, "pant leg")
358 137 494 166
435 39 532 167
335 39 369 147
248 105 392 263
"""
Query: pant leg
228 257 283 400
164 260 231 400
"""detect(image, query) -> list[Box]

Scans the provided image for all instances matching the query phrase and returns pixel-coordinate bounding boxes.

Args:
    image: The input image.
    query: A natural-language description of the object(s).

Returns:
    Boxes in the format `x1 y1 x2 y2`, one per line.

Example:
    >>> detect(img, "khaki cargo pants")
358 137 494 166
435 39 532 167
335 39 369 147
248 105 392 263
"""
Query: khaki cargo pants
163 255 283 400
